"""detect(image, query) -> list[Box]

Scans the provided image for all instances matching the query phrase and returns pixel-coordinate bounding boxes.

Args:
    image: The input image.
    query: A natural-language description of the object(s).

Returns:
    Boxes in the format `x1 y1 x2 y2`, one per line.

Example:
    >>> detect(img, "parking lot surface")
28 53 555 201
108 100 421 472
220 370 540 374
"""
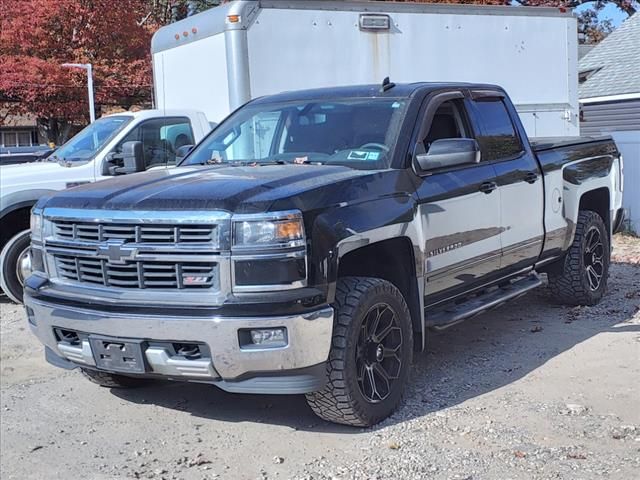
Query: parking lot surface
1 235 638 480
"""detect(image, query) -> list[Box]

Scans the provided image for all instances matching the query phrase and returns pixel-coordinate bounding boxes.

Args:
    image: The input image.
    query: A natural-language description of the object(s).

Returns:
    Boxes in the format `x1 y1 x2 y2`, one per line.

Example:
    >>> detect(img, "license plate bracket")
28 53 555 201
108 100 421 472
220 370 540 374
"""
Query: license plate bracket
89 336 146 374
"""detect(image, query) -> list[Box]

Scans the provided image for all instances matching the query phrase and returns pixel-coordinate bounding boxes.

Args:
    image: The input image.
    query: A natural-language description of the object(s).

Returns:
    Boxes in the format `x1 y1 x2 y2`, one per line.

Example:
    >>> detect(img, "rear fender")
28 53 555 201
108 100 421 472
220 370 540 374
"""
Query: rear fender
537 141 619 262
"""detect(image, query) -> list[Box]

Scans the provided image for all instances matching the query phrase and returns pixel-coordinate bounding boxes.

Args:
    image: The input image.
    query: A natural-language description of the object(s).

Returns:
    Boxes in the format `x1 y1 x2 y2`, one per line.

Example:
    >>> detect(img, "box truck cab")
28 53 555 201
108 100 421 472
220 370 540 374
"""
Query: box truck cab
0 109 212 303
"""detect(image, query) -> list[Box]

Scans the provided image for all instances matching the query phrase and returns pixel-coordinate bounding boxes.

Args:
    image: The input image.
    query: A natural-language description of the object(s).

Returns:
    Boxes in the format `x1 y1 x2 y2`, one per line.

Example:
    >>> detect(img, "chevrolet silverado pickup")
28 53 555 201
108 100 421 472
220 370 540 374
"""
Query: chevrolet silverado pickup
0 109 212 304
24 82 624 426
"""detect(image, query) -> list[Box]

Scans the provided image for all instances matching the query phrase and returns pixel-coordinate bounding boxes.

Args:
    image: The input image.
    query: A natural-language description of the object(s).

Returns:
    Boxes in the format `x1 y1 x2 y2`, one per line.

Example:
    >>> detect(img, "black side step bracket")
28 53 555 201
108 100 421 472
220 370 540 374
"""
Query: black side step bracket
426 273 543 331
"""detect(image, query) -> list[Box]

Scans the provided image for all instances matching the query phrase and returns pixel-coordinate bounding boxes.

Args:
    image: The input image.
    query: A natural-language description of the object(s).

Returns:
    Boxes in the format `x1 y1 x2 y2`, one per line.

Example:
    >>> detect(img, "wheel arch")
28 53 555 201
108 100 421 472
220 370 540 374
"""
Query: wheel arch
336 236 424 351
579 186 611 235
0 203 34 250
1 189 57 249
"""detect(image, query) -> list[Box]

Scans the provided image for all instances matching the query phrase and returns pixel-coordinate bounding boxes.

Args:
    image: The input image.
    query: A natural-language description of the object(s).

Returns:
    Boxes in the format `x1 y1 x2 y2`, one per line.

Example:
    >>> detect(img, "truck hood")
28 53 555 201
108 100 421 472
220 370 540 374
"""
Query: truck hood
42 164 393 214
0 161 75 186
1 162 93 214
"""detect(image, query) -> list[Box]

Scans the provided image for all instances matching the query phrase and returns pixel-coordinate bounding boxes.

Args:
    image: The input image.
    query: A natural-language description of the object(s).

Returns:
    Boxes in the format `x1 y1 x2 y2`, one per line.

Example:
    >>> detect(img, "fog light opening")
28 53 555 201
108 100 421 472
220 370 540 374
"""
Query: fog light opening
55 328 80 346
239 328 288 349
173 343 202 359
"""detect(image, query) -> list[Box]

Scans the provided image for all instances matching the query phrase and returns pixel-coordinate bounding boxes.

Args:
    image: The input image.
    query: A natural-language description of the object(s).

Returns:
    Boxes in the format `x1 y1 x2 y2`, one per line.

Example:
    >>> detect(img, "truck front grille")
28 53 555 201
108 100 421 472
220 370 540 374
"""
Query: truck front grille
53 221 216 244
42 211 231 301
53 254 219 289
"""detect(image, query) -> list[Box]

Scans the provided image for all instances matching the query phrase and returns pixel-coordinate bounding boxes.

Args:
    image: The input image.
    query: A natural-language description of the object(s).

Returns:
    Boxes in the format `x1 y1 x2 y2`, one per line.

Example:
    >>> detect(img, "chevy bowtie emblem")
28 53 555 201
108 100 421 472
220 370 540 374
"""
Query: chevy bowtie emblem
96 240 137 263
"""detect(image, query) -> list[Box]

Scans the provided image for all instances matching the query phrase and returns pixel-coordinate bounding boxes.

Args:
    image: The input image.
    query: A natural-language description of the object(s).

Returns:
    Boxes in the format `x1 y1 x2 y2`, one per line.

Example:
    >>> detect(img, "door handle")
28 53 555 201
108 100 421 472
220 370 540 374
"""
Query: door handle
524 172 539 184
479 181 497 194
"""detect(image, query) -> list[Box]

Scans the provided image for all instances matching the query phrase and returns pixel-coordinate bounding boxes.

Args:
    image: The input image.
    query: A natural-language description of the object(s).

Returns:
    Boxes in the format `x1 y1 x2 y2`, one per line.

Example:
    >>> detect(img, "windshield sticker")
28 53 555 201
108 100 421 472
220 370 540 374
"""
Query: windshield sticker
348 150 380 161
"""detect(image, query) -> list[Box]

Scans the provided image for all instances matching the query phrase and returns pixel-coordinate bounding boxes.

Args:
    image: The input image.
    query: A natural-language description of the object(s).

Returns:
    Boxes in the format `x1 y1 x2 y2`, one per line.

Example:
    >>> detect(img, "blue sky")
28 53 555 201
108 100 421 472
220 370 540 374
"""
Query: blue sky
575 2 630 27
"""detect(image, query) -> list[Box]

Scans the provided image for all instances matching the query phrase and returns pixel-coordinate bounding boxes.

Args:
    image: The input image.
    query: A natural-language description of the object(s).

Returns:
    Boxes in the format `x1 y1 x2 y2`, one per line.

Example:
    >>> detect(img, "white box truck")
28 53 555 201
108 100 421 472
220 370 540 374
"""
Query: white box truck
152 0 579 137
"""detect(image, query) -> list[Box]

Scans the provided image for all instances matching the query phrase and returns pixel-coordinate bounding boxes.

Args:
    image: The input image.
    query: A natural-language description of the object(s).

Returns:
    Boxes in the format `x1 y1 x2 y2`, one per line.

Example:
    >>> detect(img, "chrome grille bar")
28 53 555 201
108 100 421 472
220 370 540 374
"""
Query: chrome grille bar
54 222 217 245
43 209 231 298
53 254 219 290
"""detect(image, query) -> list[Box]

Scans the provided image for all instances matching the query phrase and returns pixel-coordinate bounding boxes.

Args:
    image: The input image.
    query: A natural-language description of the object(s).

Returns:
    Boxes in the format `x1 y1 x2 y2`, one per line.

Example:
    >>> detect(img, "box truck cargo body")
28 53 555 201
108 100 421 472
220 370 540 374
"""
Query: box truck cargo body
152 0 579 137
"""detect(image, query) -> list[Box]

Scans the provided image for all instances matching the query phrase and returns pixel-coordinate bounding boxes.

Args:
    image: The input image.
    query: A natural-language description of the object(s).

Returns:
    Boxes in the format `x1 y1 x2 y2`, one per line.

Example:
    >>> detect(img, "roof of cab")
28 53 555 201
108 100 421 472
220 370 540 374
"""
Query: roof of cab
102 109 203 120
249 82 502 104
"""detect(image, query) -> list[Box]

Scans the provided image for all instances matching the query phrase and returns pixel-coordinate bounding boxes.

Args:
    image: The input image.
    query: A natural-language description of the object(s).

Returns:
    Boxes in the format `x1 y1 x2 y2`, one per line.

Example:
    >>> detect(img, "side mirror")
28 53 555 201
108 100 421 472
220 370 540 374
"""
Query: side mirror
113 141 145 175
415 138 481 173
175 144 194 161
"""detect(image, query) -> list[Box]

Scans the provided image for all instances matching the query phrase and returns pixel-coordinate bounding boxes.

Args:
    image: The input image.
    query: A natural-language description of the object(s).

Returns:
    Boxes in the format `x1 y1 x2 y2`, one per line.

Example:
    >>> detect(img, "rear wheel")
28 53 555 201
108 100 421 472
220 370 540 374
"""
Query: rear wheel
0 229 31 304
81 368 150 388
306 277 413 427
547 210 610 306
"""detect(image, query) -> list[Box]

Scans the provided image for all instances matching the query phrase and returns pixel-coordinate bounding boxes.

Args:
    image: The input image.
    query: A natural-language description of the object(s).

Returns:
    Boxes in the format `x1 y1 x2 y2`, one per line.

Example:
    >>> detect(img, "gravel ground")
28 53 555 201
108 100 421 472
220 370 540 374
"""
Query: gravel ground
1 235 638 480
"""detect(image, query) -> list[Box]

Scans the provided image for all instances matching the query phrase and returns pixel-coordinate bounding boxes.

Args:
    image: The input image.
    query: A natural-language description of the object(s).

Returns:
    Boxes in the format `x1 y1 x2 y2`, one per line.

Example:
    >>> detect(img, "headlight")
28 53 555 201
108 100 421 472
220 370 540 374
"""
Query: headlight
30 210 43 242
233 213 305 248
231 211 307 292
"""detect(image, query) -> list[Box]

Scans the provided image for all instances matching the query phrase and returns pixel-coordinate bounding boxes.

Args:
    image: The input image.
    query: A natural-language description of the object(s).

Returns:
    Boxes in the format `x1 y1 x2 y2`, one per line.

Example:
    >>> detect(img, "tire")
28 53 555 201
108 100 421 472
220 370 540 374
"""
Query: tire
547 210 610 306
0 229 31 304
306 277 413 427
80 368 150 388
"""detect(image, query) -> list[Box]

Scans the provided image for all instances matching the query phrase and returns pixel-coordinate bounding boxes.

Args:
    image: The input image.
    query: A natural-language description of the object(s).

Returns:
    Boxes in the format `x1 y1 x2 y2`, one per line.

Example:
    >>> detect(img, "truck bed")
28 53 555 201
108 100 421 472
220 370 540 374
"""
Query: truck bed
530 135 613 152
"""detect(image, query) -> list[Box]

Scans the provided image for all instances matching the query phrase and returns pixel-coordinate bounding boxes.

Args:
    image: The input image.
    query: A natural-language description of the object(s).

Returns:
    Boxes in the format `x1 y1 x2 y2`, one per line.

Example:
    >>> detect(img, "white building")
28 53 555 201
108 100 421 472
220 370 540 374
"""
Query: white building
579 13 640 233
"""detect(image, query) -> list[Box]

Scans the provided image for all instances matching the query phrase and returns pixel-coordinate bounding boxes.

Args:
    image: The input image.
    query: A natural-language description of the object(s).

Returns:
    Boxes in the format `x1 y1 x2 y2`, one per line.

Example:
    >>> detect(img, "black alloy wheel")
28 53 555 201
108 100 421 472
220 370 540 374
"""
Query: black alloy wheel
583 226 605 291
355 303 403 403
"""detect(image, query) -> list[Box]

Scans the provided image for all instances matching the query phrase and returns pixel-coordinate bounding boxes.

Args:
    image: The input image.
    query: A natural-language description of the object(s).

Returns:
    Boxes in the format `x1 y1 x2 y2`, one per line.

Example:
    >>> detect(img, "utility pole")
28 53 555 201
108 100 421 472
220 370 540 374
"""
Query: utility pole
61 63 95 123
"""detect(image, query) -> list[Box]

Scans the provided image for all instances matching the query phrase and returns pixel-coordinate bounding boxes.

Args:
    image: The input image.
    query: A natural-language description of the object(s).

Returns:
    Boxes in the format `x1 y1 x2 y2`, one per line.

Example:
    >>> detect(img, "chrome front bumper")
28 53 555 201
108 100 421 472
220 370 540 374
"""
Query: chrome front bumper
25 293 334 394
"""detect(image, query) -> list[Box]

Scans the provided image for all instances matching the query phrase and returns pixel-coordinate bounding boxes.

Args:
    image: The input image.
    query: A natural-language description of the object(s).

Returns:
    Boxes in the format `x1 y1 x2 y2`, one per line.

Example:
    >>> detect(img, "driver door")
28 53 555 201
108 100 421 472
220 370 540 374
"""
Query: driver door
412 91 502 307
98 117 194 179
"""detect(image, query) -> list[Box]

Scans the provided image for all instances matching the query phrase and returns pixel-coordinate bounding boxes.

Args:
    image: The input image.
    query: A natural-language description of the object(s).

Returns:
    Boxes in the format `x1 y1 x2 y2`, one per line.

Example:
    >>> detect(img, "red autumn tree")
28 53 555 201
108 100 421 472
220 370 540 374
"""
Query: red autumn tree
0 0 155 143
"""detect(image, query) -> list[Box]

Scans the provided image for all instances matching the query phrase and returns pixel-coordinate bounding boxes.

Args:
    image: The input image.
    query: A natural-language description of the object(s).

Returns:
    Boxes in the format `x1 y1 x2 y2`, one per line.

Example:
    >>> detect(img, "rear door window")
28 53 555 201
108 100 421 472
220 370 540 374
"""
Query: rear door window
472 98 523 161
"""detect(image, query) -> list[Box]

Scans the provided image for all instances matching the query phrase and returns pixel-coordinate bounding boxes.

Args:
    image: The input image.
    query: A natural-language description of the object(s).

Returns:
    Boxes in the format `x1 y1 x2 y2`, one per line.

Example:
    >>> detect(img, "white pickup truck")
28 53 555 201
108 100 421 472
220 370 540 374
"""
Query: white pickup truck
0 109 212 303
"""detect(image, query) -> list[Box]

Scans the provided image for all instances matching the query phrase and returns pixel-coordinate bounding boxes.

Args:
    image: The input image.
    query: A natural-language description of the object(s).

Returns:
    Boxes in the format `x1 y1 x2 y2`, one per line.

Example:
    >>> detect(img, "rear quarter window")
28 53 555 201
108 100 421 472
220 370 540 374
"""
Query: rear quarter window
473 98 523 161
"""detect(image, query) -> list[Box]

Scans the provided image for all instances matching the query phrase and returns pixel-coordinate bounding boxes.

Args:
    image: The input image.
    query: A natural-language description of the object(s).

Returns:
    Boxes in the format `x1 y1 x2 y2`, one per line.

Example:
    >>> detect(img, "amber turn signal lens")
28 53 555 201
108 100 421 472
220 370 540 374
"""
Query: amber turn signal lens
227 14 240 23
275 219 304 240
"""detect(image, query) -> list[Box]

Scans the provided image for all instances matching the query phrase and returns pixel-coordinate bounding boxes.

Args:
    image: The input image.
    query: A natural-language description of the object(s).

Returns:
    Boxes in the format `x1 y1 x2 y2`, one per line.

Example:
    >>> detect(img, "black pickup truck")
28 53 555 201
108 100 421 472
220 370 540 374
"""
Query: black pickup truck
25 82 624 426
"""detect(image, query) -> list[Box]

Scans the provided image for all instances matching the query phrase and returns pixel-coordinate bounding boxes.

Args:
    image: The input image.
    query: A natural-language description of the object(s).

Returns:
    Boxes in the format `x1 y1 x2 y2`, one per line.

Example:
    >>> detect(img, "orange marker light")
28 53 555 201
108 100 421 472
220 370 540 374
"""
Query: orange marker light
276 220 304 240
192 27 198 34
183 31 188 37
174 34 180 40
227 14 240 23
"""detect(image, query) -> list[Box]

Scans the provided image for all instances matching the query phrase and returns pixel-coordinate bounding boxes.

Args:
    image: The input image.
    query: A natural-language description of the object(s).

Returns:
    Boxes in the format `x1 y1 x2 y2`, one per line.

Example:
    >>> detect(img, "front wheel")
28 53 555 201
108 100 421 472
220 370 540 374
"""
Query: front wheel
547 210 610 306
0 229 32 304
306 277 413 427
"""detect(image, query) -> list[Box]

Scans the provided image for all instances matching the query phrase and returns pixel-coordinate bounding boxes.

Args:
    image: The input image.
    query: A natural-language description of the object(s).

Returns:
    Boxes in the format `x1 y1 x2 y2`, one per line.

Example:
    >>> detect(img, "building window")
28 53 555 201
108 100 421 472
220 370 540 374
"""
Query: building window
0 130 37 147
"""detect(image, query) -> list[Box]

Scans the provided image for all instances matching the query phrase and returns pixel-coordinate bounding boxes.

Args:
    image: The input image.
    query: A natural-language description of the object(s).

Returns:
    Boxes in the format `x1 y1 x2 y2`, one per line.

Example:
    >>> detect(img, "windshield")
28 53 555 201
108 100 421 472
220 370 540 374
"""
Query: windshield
182 98 408 170
50 115 132 163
